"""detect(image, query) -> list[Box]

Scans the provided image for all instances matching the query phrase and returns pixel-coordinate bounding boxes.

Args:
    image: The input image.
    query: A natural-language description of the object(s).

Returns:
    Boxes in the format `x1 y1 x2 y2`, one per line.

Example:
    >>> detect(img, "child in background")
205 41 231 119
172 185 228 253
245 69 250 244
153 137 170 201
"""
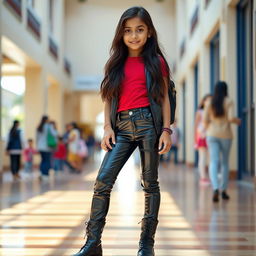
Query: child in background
53 136 67 172
23 139 37 173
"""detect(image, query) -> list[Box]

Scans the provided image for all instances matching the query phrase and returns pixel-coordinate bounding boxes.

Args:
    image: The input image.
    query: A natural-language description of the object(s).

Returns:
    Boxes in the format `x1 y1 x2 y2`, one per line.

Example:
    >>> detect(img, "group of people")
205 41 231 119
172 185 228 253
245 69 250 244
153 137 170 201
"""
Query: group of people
5 115 92 181
195 81 241 202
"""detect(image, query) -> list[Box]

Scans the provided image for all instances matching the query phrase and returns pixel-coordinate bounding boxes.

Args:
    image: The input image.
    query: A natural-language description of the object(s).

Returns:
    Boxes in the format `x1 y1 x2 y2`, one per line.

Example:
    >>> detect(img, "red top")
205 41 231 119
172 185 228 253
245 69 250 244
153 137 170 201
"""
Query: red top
23 147 37 162
117 56 168 112
54 143 67 160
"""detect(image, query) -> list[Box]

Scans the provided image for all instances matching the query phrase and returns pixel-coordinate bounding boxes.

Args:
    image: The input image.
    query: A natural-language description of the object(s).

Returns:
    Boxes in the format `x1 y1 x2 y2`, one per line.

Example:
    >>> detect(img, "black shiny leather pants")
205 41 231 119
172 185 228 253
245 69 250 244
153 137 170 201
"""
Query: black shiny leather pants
89 106 161 222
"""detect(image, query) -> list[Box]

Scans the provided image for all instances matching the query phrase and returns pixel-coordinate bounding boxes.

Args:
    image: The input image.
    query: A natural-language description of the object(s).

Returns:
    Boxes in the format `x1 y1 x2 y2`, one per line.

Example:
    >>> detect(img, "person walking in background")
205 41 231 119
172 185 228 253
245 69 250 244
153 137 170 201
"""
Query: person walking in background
73 6 172 256
6 120 24 181
68 122 81 173
194 94 211 185
53 136 67 172
23 138 37 173
166 119 180 164
203 81 241 202
36 115 57 181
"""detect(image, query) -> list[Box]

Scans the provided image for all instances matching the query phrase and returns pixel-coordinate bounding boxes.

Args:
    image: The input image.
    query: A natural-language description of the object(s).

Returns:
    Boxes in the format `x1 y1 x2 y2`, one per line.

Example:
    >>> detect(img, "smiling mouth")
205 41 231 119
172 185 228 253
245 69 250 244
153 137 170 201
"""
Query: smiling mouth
129 41 140 44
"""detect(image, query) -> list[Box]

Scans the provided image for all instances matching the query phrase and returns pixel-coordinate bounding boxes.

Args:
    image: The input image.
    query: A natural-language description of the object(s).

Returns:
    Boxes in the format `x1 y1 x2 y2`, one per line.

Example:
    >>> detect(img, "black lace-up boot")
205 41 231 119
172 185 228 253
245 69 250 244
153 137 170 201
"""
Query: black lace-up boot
137 218 159 256
72 219 105 256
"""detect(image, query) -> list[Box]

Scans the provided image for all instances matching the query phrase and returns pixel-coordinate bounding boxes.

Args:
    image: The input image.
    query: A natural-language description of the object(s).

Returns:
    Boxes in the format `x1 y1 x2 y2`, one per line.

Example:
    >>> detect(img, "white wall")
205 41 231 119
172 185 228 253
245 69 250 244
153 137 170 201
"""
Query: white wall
174 0 240 170
2 0 70 87
65 0 176 82
1 0 73 169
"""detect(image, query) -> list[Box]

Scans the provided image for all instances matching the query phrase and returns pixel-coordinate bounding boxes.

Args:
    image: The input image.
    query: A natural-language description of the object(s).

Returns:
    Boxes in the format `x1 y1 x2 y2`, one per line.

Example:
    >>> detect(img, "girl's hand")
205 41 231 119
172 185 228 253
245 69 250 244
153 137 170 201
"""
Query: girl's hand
158 131 172 155
101 126 116 152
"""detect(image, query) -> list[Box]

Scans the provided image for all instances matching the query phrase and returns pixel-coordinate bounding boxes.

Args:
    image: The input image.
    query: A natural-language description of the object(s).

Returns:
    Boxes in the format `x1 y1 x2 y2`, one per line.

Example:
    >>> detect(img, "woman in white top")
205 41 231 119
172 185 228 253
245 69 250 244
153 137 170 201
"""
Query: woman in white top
36 115 57 179
203 81 240 202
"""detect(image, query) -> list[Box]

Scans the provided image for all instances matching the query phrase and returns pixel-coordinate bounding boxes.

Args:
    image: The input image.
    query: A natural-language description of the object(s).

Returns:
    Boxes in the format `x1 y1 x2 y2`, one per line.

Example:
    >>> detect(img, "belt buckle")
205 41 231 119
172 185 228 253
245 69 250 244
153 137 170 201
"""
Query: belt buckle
129 111 133 116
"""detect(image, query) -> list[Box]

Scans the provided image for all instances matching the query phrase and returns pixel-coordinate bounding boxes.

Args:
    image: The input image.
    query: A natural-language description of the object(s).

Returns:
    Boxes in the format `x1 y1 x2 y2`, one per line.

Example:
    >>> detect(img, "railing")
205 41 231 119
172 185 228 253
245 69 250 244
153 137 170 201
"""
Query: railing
190 6 199 36
49 35 59 60
180 39 186 59
27 7 41 39
4 0 22 18
64 58 71 75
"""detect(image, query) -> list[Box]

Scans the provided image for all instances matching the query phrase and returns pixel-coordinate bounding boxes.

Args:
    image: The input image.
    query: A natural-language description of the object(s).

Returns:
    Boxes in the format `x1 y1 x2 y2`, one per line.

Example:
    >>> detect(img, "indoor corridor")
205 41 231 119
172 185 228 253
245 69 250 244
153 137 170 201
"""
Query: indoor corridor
0 153 255 256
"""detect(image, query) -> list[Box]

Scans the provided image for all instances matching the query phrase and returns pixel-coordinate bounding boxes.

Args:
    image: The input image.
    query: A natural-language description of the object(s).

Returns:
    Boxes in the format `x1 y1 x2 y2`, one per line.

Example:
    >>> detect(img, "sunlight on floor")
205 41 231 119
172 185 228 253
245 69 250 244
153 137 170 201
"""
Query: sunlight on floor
0 164 211 256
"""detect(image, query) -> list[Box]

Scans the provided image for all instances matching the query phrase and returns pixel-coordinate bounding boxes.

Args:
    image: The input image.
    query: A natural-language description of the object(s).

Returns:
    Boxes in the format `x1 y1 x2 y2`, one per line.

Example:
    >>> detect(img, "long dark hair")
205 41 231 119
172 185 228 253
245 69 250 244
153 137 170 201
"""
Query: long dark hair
198 94 211 110
10 120 20 136
37 115 49 132
100 6 170 103
211 81 228 117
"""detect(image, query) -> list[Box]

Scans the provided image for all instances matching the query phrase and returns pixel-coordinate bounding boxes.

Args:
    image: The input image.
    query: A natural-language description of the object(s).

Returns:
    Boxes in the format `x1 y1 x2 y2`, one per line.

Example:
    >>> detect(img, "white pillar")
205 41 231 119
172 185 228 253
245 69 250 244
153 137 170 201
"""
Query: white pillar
24 67 48 141
220 5 238 173
48 82 64 133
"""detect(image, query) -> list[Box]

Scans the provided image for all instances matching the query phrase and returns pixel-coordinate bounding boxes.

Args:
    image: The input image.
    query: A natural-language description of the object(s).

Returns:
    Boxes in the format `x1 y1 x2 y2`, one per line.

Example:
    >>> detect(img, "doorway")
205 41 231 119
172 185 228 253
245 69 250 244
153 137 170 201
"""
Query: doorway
237 0 255 180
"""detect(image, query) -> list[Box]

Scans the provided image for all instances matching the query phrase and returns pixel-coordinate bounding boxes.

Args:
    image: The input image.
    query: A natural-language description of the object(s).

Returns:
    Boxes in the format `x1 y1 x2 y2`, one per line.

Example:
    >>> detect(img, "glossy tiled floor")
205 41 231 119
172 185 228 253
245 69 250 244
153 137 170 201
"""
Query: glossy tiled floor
0 151 255 256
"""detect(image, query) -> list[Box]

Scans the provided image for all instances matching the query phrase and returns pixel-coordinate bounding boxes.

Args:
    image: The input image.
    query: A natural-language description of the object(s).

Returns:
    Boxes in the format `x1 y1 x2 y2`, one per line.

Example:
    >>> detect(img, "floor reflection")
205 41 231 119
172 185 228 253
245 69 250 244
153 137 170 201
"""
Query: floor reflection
0 153 255 256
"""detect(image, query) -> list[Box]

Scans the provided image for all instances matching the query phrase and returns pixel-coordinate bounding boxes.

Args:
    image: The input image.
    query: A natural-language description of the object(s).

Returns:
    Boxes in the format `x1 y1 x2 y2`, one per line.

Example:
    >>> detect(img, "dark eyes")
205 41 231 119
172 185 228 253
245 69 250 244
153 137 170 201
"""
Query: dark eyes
124 28 144 34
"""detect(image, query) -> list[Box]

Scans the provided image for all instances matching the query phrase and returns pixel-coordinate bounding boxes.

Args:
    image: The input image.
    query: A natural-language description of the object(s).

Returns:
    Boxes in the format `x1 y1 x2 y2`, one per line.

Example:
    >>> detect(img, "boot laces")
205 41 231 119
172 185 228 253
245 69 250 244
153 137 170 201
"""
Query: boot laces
83 221 89 239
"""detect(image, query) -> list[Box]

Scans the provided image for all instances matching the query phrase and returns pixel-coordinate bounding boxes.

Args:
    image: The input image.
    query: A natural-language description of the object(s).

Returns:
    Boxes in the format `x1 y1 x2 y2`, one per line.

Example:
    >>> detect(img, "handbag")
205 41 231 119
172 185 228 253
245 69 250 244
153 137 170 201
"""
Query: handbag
77 139 88 158
47 127 57 148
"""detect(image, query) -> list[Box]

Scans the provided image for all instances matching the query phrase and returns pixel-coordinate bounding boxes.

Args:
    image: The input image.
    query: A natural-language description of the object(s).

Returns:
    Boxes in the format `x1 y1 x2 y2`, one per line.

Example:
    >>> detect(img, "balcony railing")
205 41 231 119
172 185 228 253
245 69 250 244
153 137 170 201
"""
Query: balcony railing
64 58 71 75
49 35 59 60
27 7 41 39
4 0 22 18
190 6 199 36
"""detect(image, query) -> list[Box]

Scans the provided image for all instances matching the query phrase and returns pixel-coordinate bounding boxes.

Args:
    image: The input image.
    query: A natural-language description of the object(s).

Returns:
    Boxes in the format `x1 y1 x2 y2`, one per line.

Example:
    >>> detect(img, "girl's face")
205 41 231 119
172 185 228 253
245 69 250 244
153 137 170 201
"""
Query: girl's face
123 17 150 56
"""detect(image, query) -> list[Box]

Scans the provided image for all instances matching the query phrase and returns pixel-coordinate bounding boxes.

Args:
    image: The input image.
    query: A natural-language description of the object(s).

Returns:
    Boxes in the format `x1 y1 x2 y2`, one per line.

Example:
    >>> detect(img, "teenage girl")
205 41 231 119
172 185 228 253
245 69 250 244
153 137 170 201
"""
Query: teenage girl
73 6 172 256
